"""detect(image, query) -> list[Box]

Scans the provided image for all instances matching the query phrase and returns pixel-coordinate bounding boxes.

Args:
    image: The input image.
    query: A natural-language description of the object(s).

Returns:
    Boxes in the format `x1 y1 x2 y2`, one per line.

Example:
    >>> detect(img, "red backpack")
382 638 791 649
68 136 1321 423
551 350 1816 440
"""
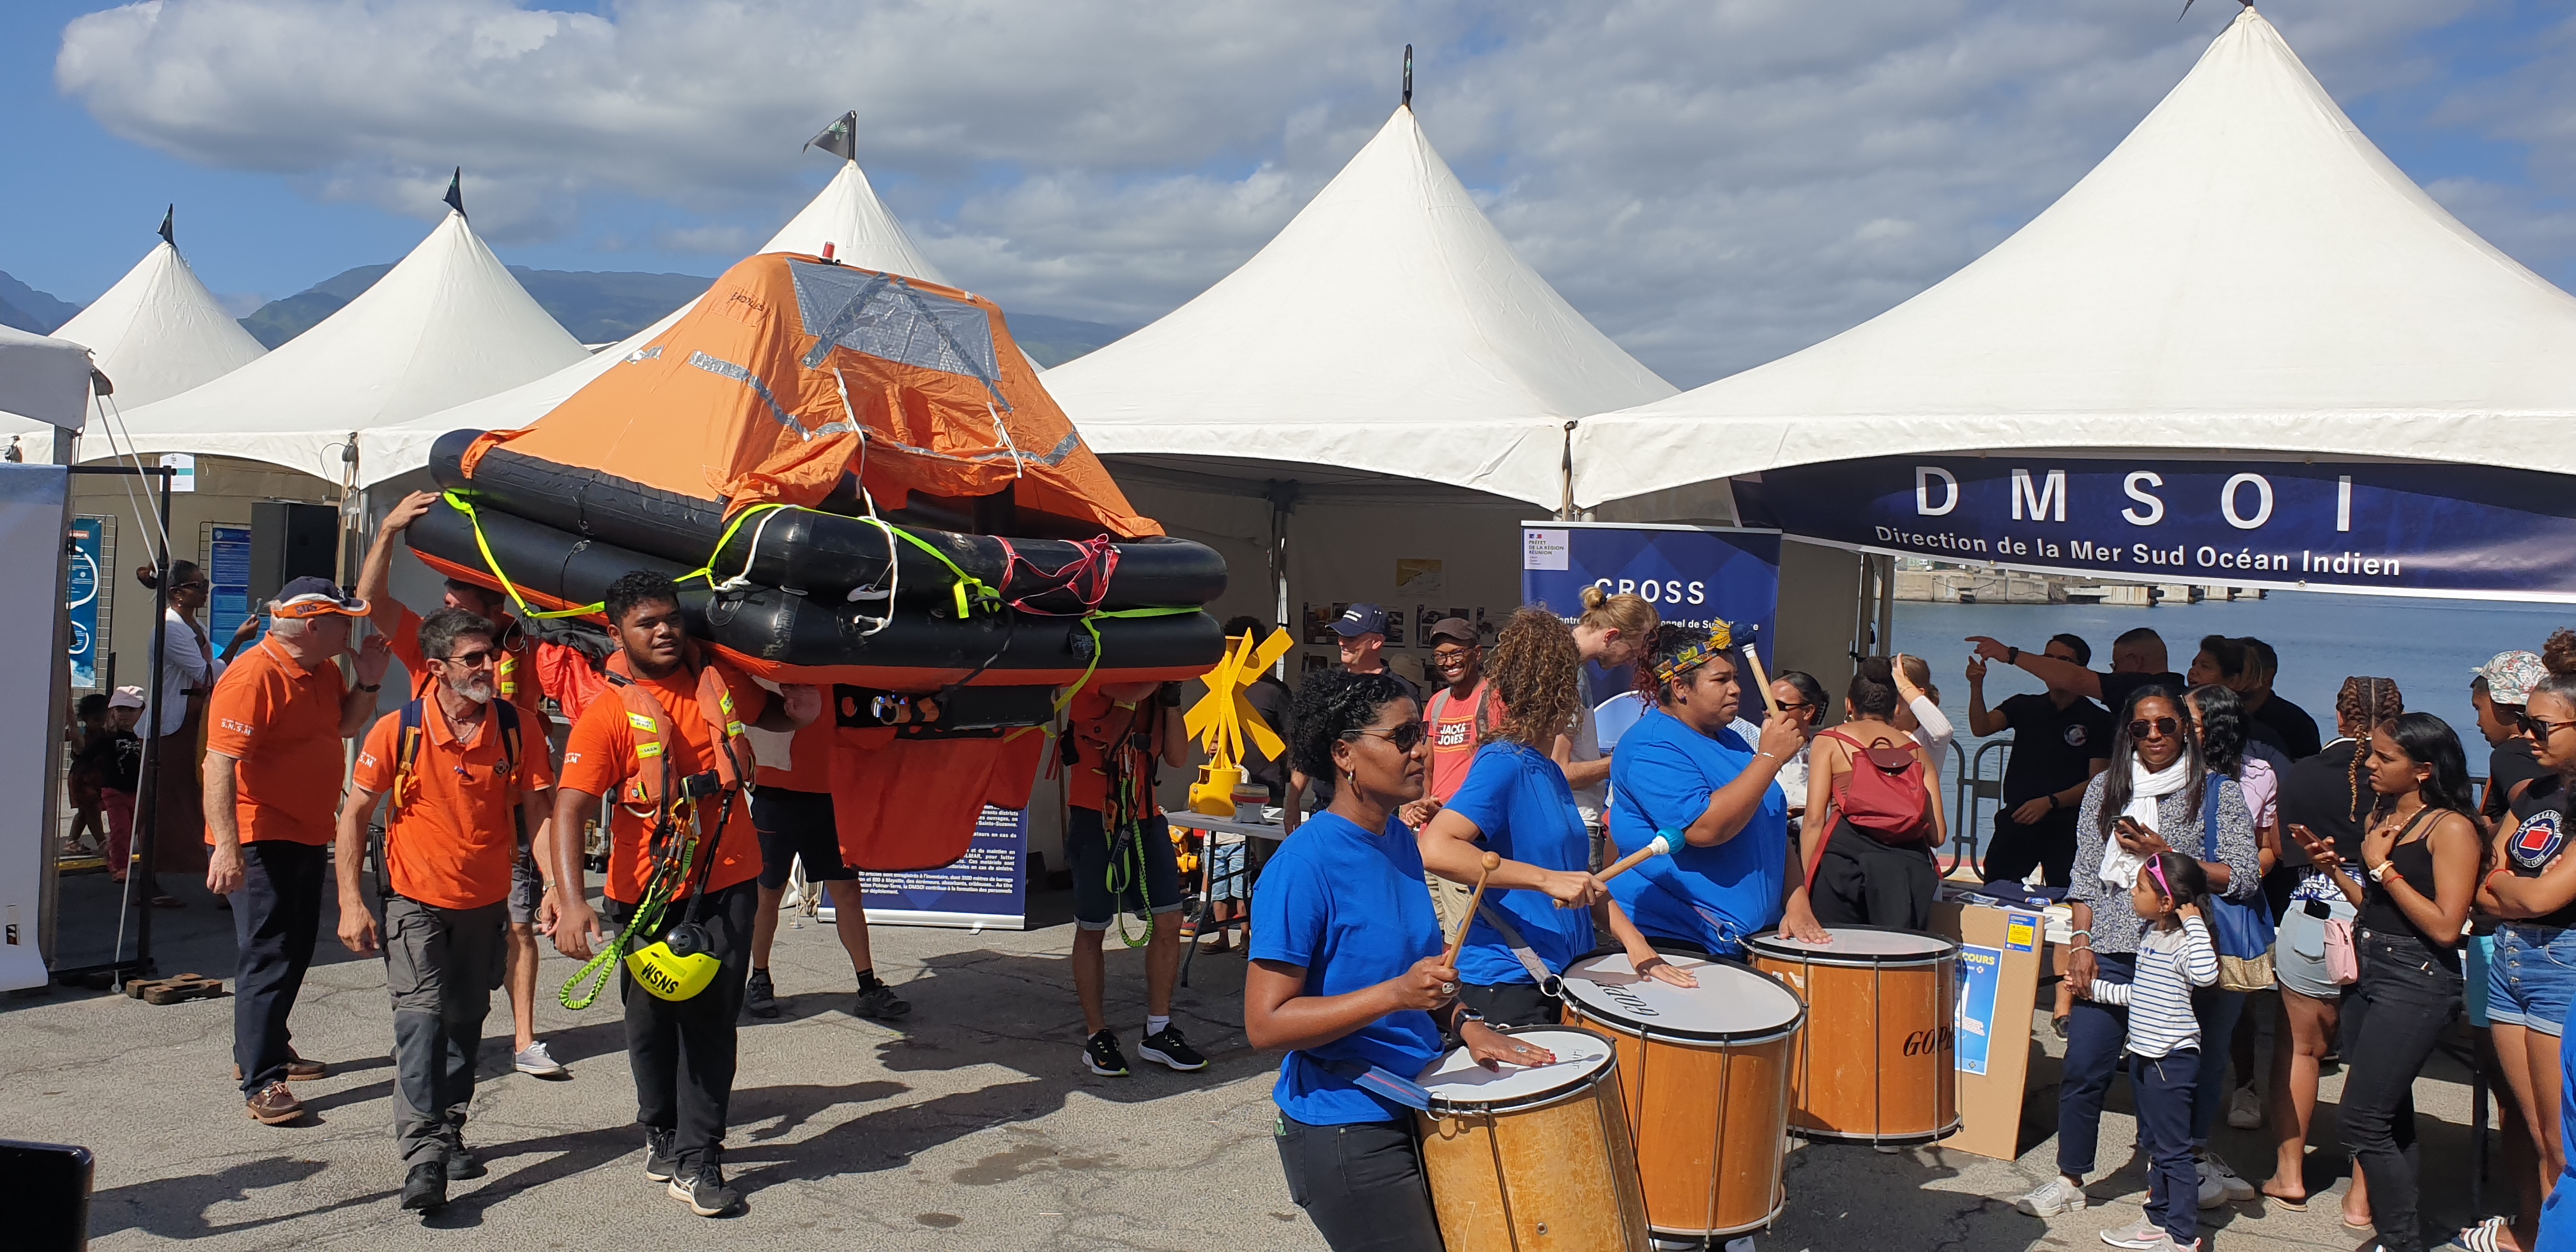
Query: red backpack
1819 728 1933 845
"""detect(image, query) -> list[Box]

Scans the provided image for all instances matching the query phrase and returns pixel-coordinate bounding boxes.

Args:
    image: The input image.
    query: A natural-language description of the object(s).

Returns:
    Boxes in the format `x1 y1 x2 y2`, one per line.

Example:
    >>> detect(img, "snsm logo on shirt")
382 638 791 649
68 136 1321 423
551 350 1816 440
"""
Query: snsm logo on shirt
219 719 254 735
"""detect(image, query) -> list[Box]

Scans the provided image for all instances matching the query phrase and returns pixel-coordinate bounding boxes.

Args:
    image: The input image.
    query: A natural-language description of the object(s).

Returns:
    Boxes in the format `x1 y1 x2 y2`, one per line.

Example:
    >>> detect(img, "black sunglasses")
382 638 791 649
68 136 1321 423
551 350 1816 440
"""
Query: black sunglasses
1344 724 1427 752
2520 712 2576 739
2127 716 2181 739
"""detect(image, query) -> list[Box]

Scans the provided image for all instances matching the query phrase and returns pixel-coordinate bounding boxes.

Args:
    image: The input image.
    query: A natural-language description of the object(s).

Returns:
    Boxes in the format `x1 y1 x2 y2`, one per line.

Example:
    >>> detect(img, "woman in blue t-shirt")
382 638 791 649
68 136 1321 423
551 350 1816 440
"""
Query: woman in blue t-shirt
1247 669 1549 1251
1420 607 1697 1025
1607 624 1829 955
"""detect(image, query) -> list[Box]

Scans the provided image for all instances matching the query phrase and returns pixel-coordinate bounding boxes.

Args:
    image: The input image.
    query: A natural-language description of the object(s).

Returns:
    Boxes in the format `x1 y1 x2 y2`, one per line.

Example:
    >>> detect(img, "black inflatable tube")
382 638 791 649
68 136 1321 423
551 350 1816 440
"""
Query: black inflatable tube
406 502 1223 678
429 429 1226 613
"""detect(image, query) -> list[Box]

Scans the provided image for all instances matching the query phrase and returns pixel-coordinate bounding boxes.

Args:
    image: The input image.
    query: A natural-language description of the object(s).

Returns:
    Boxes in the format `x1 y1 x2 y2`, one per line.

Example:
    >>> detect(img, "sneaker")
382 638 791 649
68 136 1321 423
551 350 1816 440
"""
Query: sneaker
2227 1085 2264 1130
669 1150 741 1218
643 1129 679 1183
2014 1175 2088 1218
245 1081 304 1126
1138 1025 1208 1072
1083 1028 1130 1077
852 975 910 1020
400 1161 447 1212
2203 1154 2256 1202
743 969 780 1019
2099 1219 2167 1249
514 1041 569 1078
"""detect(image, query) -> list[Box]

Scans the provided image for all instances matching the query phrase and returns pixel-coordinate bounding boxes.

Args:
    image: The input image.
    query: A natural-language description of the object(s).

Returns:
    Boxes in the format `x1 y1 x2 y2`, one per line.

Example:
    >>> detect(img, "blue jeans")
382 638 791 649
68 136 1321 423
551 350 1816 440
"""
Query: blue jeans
231 841 326 1096
2133 1048 2203 1247
2191 988 2246 1145
2056 951 2137 1178
2488 923 2576 1035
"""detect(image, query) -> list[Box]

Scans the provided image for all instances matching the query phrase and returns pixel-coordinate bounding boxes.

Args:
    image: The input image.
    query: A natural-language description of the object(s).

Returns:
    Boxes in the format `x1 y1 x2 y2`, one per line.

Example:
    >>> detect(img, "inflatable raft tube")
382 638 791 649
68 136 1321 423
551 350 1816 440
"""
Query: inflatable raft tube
405 501 1223 690
430 430 1227 613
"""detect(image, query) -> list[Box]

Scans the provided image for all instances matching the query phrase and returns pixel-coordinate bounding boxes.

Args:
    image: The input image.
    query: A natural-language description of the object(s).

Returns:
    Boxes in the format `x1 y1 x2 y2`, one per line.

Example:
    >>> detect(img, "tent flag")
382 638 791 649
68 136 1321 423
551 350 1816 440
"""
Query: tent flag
807 111 860 162
443 168 465 218
157 204 173 247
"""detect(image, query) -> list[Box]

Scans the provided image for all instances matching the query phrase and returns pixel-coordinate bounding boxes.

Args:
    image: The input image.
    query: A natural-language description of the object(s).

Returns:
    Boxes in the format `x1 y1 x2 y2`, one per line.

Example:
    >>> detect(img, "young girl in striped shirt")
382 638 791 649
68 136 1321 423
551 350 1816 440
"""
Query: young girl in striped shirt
2086 850 2220 1251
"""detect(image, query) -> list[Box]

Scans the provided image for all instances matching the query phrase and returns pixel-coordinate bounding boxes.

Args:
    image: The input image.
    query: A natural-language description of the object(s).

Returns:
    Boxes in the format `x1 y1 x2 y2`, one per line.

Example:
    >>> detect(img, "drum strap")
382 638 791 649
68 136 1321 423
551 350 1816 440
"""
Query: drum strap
1473 904 1565 997
1315 1057 1435 1113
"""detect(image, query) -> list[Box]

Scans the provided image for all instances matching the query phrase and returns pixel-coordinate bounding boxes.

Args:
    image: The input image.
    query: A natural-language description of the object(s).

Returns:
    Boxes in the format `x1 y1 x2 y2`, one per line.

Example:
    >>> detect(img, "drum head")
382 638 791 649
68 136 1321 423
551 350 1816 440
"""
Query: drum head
1415 1027 1614 1112
1745 926 1958 966
1558 950 1804 1042
1593 692 1648 751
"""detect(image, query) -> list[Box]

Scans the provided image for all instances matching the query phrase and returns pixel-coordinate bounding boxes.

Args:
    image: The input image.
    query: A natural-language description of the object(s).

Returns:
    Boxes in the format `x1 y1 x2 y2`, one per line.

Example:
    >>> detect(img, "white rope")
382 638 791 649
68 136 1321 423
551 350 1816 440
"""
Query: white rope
709 505 788 593
988 401 1022 478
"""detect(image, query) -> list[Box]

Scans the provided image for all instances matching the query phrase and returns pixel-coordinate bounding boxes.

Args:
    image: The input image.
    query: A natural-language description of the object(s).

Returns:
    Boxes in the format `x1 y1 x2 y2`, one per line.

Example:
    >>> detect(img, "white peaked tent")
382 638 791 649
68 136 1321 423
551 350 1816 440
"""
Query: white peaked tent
102 209 588 482
53 237 264 409
1572 6 2576 507
1046 103 1675 509
356 158 946 487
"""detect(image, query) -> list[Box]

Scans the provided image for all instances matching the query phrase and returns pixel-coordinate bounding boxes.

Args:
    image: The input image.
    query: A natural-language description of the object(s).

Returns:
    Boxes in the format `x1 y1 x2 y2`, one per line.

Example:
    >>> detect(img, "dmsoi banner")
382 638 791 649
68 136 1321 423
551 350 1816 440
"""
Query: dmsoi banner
1736 456 2576 601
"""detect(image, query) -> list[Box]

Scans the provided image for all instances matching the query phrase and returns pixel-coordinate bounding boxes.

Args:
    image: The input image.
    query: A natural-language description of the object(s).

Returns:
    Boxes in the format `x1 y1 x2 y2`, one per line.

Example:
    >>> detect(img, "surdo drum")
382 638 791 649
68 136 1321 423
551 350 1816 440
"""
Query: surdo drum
1414 1026 1652 1252
1558 949 1804 1242
1745 926 1961 1146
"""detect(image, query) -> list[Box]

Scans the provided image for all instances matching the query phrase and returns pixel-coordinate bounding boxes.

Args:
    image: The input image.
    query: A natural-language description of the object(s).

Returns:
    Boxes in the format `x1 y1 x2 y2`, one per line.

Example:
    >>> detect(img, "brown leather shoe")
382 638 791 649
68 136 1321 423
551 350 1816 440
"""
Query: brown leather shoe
232 1053 328 1083
245 1081 304 1126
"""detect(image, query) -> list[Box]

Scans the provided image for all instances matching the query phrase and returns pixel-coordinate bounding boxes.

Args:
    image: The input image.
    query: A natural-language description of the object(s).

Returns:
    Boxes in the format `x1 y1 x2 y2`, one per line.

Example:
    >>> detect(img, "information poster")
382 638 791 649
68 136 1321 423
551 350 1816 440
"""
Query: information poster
844 805 1029 930
1522 521 1782 698
1954 943 2003 1077
205 524 255 643
66 516 107 688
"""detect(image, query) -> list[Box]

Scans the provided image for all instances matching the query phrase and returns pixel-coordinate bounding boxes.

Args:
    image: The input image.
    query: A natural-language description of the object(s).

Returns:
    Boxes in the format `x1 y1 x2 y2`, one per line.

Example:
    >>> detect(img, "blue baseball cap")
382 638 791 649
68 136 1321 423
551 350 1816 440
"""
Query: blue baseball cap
1332 602 1389 637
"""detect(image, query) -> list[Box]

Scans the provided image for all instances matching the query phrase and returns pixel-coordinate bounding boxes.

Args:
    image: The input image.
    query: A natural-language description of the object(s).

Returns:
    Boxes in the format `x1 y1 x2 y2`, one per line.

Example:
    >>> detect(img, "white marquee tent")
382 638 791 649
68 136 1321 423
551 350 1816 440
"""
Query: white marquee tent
53 235 265 410
1046 103 1674 510
1570 6 2576 508
356 158 947 487
100 208 587 482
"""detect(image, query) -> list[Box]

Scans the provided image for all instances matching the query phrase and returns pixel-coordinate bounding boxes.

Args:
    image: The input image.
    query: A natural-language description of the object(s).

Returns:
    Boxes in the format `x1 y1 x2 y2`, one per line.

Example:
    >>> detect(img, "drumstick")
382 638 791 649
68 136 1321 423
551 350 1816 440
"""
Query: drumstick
1555 834 1670 908
1741 635 1781 716
1442 851 1503 972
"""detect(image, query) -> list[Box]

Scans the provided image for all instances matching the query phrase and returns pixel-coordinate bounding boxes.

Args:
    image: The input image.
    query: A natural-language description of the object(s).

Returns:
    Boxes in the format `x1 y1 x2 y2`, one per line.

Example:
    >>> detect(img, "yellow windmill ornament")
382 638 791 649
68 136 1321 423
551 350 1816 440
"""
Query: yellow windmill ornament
1186 627 1294 816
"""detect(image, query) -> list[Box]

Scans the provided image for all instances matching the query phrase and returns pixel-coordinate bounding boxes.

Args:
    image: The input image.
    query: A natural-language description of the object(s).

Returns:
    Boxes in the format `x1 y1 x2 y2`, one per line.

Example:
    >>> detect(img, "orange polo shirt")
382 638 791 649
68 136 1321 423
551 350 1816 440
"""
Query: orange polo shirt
372 599 548 721
755 717 836 793
1065 687 1163 817
560 657 769 905
352 697 556 910
204 636 350 846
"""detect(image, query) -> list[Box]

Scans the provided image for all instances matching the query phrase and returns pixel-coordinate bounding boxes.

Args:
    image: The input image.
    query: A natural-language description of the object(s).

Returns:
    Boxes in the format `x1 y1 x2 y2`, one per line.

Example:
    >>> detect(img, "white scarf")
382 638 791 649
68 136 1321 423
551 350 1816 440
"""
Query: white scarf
2099 755 2196 890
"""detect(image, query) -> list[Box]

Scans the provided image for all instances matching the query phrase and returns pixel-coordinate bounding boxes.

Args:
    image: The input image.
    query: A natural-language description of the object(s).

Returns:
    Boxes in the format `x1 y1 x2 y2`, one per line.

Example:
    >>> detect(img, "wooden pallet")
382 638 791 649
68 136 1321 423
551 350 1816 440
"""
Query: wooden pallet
126 973 226 1005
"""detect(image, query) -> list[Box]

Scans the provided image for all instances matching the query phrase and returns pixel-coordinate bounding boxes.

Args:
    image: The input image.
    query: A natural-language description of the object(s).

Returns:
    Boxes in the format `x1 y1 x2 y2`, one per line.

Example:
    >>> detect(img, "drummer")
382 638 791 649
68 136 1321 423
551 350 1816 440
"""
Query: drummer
1606 625 1828 954
1420 608 1696 1027
1247 669 1553 1251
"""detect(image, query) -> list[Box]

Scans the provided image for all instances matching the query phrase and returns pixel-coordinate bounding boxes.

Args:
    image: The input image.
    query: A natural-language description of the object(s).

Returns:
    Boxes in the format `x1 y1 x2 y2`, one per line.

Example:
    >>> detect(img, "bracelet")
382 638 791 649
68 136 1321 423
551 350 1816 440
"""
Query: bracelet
1758 751 1782 761
356 683 381 692
2067 928 2091 938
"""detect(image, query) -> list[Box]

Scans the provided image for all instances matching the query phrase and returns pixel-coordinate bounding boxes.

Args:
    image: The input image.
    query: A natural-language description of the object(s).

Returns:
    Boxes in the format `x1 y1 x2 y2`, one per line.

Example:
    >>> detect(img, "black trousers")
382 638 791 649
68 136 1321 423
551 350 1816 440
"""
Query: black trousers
1809 823 1936 930
1459 981 1561 1029
1981 805 2079 887
610 879 758 1173
1275 1114 1443 1252
383 896 507 1166
2338 929 2465 1252
231 841 327 1096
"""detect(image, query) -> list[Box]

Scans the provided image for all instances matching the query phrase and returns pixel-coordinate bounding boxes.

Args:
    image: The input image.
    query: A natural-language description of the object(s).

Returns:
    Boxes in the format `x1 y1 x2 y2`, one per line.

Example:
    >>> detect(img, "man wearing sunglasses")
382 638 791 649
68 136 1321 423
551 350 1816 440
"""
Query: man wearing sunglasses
359 491 569 1079
1968 632 2112 887
330 608 555 1213
1970 626 2187 721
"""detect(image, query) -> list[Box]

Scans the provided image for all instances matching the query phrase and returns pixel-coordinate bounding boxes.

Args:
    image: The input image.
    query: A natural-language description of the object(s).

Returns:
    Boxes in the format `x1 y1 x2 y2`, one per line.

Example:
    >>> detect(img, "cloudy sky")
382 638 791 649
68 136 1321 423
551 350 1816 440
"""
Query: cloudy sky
4 0 2573 386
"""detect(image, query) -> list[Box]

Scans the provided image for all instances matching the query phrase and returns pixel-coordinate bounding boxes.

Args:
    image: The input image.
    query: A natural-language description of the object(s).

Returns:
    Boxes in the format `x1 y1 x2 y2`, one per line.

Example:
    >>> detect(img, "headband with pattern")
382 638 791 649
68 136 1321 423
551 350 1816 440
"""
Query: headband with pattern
1653 621 1738 683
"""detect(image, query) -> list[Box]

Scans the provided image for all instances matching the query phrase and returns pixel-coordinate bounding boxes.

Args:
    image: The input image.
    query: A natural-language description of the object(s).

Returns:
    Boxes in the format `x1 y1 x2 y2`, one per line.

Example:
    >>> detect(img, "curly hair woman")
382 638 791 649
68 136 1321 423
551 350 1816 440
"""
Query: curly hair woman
1417 608 1686 1026
1246 669 1556 1251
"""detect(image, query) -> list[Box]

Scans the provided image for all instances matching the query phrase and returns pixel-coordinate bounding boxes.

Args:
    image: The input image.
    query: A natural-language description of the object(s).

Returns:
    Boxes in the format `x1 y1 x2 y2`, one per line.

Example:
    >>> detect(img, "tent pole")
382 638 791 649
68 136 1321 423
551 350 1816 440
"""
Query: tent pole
1265 480 1298 678
1558 420 1577 521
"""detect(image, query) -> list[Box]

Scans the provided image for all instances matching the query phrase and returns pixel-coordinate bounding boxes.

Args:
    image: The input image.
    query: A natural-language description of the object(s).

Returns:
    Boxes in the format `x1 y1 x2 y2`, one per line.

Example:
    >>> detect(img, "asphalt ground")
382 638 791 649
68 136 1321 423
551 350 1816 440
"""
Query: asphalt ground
14 866 2503 1251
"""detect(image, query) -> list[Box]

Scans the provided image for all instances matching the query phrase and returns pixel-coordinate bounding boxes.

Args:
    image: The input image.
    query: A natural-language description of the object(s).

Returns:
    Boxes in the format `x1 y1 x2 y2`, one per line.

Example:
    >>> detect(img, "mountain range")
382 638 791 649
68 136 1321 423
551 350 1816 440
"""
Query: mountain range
0 266 1129 367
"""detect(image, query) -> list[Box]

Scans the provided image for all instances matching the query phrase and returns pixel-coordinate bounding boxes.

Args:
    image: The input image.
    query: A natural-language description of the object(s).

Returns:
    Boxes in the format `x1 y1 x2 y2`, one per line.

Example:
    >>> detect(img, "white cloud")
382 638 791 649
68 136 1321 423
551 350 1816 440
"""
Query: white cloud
56 0 2572 386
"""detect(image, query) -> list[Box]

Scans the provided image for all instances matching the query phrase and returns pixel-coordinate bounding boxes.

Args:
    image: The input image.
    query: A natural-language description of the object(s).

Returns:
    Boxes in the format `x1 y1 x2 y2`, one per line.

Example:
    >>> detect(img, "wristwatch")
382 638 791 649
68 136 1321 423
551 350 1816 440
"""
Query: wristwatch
2005 646 2021 664
2369 861 2398 884
356 683 381 692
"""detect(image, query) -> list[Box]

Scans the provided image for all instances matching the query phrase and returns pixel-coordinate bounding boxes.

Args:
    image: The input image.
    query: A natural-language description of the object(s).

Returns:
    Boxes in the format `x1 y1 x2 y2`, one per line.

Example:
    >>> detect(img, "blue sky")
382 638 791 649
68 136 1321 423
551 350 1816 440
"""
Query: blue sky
5 1 2572 386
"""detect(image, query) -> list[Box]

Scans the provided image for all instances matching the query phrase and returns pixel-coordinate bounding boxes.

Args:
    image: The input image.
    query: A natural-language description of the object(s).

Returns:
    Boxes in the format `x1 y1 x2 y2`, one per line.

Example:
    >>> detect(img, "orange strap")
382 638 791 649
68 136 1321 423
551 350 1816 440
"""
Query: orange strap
604 643 757 811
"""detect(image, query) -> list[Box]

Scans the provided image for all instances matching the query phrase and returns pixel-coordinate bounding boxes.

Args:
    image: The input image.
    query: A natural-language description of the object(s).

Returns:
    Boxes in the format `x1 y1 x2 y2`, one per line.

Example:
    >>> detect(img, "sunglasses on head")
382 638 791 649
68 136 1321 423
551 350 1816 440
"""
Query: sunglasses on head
1344 723 1427 752
2127 716 2181 739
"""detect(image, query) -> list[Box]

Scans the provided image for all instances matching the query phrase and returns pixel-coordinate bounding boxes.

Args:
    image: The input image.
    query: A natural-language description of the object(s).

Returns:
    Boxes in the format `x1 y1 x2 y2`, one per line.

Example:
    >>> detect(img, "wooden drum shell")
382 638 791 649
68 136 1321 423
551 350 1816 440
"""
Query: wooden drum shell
1747 927 1961 1146
1416 1028 1652 1252
1560 993 1797 1239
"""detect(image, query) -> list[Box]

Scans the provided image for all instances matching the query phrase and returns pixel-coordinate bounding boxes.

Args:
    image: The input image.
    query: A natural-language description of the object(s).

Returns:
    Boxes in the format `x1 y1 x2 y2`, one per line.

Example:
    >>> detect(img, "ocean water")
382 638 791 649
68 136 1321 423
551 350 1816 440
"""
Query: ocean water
1888 591 2573 805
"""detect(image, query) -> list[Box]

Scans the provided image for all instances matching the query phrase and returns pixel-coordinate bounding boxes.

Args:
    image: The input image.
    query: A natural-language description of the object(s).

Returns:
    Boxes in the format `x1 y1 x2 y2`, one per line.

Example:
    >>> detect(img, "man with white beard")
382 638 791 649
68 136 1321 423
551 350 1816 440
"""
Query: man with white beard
332 608 555 1214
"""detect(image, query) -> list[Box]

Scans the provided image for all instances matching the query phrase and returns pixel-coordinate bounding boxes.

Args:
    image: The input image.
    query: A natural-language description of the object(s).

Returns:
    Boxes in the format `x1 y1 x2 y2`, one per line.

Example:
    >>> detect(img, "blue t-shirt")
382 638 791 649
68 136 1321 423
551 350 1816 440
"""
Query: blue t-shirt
1606 706 1790 954
1444 740 1595 986
1250 810 1448 1125
2545 1012 2576 1252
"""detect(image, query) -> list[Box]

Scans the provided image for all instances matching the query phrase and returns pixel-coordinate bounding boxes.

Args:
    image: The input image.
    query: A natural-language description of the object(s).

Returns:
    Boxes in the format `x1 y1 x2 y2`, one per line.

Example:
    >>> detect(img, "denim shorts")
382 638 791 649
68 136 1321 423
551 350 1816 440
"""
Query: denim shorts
1208 839 1248 902
1067 808 1182 931
2485 923 2576 1035
2273 893 2356 1000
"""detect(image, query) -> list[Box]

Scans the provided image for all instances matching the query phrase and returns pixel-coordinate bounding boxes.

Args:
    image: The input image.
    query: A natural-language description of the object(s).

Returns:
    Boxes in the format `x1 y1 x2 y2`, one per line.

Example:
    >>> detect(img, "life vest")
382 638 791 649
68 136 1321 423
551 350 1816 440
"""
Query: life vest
602 642 756 826
388 694 523 814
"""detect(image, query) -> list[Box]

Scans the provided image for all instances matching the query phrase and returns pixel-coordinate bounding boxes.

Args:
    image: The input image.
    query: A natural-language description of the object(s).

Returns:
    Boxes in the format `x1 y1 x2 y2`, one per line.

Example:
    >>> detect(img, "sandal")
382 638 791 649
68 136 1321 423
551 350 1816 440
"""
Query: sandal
2448 1216 2513 1251
2257 1185 2307 1212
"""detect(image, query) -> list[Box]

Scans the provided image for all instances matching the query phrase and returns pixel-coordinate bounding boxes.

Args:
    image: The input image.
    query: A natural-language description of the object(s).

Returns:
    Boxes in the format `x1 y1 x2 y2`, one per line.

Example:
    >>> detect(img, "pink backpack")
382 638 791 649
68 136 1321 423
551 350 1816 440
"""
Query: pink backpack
1819 729 1934 845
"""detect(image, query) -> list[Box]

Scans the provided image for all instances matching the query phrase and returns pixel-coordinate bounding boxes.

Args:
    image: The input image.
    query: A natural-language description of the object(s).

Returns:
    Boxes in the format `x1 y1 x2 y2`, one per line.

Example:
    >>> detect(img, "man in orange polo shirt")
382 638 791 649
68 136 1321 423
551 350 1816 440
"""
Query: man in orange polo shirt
204 577 392 1127
333 607 554 1214
358 489 569 1080
544 572 820 1218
